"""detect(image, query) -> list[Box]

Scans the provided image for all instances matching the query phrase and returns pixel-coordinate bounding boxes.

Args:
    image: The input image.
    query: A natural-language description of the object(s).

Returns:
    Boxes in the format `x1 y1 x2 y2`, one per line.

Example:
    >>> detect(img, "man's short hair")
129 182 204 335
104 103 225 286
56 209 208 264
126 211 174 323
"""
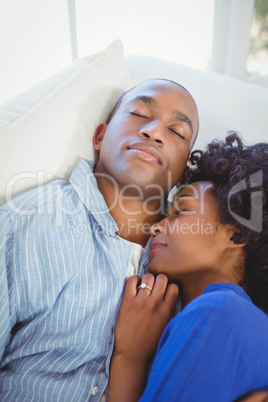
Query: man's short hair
106 79 193 125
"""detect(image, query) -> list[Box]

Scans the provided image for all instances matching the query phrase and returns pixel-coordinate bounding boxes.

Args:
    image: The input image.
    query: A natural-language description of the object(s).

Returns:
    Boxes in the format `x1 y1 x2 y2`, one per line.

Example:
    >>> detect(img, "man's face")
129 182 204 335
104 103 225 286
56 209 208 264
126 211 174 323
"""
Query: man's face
93 80 199 198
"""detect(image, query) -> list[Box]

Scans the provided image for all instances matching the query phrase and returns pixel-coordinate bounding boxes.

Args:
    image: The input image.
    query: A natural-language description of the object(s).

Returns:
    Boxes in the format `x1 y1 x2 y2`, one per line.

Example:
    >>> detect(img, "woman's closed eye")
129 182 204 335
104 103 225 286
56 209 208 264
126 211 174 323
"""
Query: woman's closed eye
172 203 197 215
174 208 188 215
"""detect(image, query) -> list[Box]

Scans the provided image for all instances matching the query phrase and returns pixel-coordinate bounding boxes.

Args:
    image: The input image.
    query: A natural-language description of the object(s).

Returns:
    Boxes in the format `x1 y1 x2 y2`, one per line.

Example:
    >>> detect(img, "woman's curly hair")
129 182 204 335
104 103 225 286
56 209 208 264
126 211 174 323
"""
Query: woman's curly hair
187 132 268 313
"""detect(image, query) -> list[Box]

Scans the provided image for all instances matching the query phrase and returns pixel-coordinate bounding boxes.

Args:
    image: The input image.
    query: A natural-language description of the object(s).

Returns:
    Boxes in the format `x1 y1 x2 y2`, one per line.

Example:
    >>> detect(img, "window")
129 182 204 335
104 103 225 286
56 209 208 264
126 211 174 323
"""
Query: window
247 0 268 79
0 0 215 105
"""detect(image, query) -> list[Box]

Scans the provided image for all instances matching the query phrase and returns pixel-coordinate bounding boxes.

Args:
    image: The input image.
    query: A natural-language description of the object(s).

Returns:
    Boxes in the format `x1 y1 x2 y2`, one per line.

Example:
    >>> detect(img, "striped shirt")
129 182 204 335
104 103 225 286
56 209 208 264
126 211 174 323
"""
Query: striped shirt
0 160 150 401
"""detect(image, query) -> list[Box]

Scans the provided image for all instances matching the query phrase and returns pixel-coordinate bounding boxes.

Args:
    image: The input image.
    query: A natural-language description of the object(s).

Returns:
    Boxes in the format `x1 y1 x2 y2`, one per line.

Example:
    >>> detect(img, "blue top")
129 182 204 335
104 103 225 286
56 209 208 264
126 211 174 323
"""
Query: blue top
140 283 268 402
0 160 150 402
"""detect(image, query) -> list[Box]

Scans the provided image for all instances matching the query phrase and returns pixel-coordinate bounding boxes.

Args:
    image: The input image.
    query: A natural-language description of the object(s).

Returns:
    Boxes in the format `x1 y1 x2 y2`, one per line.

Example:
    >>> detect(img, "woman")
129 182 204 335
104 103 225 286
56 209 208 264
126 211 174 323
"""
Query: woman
107 133 268 402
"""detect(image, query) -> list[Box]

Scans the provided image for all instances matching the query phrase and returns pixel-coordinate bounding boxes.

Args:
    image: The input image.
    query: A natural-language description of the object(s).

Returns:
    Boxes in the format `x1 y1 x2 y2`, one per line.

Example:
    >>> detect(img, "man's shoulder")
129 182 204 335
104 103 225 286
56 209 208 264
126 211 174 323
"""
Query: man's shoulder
0 179 71 221
0 160 96 220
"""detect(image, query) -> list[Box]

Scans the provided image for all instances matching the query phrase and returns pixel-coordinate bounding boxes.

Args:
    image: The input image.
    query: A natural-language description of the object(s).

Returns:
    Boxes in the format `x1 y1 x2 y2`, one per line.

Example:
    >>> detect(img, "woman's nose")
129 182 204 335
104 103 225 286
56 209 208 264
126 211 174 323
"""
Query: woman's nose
150 221 165 237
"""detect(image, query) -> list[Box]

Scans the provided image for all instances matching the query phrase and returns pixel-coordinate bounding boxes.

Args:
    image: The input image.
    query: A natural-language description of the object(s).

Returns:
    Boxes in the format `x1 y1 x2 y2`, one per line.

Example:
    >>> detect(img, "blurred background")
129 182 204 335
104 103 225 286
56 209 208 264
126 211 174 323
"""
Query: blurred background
0 0 268 105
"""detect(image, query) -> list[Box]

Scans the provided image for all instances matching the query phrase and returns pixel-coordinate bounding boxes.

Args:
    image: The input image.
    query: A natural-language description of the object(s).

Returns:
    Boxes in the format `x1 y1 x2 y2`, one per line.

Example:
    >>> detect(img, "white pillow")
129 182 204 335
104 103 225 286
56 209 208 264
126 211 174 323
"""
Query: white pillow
0 40 130 205
126 55 268 150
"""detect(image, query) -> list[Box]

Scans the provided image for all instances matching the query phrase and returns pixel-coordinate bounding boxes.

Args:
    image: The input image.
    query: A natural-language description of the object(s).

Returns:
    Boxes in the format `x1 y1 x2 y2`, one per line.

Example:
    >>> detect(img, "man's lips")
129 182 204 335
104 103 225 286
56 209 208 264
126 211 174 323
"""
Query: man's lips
150 241 167 253
128 142 163 164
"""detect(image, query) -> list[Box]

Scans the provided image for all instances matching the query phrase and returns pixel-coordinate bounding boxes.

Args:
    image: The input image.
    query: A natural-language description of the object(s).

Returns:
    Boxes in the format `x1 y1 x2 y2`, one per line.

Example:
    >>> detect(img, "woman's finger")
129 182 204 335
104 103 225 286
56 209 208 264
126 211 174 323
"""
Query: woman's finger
151 274 169 299
164 283 180 308
124 276 141 298
137 273 155 297
149 274 179 312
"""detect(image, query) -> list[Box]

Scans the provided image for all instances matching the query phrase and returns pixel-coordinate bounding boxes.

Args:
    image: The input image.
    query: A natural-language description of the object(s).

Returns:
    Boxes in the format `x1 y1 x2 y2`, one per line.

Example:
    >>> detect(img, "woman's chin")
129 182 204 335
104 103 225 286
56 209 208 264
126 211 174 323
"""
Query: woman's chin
148 262 171 281
148 261 159 276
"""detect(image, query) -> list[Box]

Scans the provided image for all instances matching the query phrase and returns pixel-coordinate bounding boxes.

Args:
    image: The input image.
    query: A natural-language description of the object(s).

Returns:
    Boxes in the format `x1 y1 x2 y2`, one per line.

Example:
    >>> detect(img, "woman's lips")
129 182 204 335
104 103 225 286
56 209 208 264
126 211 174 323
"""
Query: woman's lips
150 242 167 253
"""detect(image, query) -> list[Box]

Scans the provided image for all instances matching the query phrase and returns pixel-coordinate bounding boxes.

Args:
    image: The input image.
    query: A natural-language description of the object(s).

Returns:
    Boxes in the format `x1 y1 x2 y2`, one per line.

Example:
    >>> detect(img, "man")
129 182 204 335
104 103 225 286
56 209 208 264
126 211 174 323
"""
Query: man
0 79 199 401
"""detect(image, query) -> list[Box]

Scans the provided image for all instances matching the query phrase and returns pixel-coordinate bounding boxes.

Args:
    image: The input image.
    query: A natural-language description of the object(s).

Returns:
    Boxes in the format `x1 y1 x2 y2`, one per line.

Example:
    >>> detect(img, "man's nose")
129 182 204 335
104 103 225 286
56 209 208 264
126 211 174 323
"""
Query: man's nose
139 121 165 144
150 220 165 237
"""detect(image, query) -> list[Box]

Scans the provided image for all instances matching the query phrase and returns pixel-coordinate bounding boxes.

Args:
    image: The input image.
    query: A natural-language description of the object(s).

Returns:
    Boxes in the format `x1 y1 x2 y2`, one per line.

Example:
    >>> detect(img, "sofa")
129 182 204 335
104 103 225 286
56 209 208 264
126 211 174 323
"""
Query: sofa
0 39 267 205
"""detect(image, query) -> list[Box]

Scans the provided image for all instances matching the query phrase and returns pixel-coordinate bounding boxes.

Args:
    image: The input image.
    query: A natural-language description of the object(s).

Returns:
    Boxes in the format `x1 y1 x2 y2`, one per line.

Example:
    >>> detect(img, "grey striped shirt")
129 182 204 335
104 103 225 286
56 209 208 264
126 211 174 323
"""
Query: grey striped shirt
0 160 150 401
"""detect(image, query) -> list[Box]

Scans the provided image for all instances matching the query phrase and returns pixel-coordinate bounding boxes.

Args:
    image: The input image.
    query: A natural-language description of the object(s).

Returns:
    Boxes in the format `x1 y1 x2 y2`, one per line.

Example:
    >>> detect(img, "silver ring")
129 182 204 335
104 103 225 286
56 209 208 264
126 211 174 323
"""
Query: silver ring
138 283 153 291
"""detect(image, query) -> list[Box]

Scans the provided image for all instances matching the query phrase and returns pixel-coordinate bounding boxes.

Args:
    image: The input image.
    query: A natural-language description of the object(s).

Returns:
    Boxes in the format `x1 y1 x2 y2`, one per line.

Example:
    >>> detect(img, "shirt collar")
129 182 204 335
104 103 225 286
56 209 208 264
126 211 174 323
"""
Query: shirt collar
204 282 252 303
69 160 118 235
138 237 152 276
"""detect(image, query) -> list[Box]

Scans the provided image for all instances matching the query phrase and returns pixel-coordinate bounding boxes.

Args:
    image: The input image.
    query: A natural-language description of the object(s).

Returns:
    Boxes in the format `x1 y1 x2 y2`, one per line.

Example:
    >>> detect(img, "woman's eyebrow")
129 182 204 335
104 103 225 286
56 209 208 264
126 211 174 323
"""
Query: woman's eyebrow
176 194 199 201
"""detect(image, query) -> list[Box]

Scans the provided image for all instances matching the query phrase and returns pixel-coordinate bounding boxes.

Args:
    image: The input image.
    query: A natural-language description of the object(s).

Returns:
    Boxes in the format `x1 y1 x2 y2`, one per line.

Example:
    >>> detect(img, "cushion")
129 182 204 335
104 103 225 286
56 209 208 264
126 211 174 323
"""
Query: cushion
126 55 268 151
0 40 130 205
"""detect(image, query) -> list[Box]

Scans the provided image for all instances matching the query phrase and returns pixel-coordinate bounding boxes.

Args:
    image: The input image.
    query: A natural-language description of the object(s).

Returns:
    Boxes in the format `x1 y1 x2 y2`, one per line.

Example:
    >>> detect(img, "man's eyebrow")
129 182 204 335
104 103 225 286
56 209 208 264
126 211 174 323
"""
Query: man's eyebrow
129 95 159 107
172 111 193 134
128 96 194 134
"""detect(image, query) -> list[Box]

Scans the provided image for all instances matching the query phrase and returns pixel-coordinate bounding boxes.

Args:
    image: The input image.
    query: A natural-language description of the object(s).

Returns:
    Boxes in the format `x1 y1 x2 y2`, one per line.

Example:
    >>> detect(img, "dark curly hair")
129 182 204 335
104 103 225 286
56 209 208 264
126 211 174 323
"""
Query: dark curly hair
187 132 268 313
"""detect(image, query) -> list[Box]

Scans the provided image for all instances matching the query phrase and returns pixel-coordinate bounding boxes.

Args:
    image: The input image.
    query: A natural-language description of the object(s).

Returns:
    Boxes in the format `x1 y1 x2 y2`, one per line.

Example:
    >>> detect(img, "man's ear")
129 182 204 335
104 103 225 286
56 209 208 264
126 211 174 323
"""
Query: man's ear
93 123 107 151
176 166 189 187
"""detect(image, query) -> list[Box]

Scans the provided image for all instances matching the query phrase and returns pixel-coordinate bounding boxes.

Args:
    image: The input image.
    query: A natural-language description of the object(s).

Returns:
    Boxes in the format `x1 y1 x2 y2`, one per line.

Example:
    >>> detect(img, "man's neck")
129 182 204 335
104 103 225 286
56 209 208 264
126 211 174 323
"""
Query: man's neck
95 175 163 247
113 203 162 247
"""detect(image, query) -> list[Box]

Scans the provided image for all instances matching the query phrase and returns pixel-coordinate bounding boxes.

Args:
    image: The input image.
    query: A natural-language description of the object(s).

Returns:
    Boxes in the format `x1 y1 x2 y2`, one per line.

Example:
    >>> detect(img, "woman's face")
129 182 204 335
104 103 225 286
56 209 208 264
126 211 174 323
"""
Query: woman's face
149 181 234 282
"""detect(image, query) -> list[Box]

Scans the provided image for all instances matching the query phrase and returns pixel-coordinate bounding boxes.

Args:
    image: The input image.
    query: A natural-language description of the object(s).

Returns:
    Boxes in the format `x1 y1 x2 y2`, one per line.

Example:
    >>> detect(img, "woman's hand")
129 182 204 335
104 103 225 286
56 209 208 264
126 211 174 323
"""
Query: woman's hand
114 273 179 363
107 273 179 402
